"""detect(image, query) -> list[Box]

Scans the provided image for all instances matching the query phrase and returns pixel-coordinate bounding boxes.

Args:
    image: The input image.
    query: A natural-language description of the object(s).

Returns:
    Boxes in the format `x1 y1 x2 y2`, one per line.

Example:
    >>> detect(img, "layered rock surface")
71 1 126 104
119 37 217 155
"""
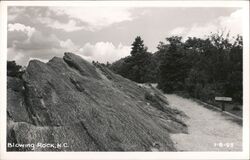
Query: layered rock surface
7 52 187 151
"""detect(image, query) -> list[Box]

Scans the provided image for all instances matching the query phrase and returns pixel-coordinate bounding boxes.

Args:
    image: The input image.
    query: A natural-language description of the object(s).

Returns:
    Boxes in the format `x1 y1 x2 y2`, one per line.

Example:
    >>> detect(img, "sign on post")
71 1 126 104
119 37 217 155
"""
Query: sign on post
215 97 232 102
215 97 232 111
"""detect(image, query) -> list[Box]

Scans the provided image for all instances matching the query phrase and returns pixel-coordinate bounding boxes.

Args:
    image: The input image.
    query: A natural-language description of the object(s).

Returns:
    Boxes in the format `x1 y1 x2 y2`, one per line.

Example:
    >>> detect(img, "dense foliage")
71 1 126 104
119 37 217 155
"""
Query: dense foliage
7 61 24 78
110 33 243 104
111 36 157 83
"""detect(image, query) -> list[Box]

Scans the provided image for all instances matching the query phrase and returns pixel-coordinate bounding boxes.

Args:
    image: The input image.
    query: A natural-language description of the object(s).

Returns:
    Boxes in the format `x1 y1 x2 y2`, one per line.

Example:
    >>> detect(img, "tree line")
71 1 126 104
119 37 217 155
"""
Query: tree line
110 33 243 104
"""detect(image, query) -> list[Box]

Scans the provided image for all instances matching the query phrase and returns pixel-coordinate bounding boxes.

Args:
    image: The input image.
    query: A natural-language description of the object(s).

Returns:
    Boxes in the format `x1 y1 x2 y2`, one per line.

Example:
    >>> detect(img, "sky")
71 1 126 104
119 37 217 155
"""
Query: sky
7 6 242 66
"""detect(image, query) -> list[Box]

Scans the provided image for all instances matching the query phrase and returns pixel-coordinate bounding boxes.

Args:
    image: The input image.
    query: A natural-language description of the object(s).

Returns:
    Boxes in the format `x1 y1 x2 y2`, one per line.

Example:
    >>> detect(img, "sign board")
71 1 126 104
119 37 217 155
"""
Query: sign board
215 97 232 102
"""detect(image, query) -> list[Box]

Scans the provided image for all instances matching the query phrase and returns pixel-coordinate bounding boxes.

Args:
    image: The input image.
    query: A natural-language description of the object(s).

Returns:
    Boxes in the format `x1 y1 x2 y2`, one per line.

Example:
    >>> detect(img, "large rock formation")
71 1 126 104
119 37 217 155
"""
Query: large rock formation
7 52 187 151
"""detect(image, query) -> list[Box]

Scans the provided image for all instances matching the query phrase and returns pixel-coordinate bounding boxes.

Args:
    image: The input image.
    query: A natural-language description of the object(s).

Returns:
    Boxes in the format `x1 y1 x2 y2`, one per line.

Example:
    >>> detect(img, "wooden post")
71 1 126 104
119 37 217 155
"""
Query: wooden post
221 102 225 111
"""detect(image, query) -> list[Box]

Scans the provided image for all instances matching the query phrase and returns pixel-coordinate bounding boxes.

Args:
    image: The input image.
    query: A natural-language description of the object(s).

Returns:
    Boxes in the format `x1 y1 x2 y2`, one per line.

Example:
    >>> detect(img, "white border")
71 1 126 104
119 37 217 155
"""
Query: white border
0 1 249 160
1 0 249 7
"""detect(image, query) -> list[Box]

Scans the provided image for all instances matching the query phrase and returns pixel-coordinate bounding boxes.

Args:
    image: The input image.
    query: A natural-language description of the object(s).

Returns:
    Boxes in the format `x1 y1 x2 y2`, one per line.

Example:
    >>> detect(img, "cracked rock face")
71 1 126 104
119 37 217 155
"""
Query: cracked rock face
7 52 187 151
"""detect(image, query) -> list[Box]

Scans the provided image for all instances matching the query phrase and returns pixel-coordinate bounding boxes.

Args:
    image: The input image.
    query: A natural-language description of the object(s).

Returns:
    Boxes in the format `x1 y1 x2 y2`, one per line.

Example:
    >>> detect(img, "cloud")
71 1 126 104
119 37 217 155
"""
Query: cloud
28 57 49 63
8 25 60 51
7 23 63 65
60 39 77 49
7 23 37 49
37 16 84 32
169 27 187 36
7 48 25 62
170 9 242 39
60 40 131 63
44 7 133 32
48 19 84 32
8 7 26 21
184 23 218 39
8 47 63 66
7 23 130 65
8 23 35 39
218 8 242 36
77 42 131 63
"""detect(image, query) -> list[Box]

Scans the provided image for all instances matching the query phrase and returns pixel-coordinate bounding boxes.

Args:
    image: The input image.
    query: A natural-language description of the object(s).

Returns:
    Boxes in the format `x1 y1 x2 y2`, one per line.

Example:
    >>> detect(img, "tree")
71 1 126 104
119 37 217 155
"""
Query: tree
111 36 156 83
184 33 242 103
7 61 24 78
111 33 243 104
131 36 147 56
158 36 187 93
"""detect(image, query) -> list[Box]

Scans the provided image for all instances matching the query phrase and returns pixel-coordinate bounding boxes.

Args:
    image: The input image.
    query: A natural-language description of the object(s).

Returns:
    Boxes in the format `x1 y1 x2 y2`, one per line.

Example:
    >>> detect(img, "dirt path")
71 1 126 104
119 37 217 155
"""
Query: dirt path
166 94 242 151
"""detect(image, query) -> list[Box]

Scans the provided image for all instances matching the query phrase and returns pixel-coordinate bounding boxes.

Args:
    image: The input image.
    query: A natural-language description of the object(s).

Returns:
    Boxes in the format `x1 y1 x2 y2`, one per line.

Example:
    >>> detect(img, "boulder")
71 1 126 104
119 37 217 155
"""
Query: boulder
7 52 187 151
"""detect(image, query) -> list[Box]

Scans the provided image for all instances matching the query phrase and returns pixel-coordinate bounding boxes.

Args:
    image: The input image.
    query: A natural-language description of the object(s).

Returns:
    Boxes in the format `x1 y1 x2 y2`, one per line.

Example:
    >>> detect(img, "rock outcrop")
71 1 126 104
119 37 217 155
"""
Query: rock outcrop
7 52 187 151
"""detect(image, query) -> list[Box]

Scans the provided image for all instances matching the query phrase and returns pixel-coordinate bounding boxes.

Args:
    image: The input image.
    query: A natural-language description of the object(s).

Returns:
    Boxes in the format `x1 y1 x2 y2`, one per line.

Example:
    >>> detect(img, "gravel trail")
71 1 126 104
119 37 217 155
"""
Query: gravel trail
167 94 242 151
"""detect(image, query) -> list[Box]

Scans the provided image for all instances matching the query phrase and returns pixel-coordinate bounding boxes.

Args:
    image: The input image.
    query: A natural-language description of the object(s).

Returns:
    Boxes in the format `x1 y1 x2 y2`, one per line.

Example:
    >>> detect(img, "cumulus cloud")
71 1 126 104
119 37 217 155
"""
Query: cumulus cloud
7 22 131 65
77 42 131 63
170 9 242 39
8 24 60 51
8 47 64 66
44 7 133 32
60 39 77 50
7 23 63 65
218 9 242 36
60 40 131 63
8 23 35 40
